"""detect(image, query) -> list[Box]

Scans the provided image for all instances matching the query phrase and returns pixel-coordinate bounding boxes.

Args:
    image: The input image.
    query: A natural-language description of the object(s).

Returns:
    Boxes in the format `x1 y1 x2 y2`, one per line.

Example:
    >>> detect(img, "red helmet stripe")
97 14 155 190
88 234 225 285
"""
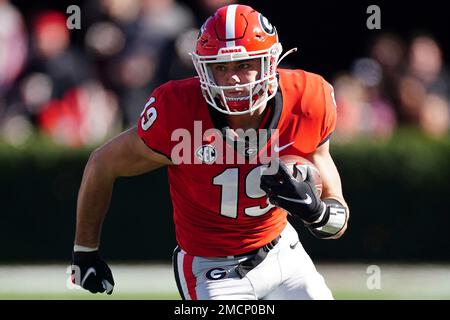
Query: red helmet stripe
225 4 237 47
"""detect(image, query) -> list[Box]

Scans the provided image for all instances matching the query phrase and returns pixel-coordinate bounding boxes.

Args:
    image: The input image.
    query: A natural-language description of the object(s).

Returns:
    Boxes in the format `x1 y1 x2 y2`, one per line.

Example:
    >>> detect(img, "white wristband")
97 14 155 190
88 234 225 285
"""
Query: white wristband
309 199 348 238
314 205 347 235
74 244 99 252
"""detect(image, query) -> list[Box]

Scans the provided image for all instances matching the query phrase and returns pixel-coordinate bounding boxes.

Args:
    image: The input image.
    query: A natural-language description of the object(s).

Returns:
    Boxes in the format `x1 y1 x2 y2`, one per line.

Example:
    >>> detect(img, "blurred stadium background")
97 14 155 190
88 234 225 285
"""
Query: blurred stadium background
1 0 450 300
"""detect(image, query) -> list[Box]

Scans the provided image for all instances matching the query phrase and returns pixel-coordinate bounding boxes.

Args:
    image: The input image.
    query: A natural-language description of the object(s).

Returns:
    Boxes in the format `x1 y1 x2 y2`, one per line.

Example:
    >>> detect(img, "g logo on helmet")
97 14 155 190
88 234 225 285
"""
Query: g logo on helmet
205 268 228 280
259 14 275 35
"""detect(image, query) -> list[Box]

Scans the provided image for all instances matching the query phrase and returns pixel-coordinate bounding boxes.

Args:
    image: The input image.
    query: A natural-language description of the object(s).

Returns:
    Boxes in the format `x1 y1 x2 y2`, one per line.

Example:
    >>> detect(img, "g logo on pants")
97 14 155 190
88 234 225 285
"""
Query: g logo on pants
205 268 227 280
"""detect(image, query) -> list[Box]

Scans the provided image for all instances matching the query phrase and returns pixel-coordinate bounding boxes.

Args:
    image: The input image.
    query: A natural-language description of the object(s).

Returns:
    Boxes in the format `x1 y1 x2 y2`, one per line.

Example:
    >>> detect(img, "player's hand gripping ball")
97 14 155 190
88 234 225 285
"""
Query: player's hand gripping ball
260 155 324 223
279 155 322 197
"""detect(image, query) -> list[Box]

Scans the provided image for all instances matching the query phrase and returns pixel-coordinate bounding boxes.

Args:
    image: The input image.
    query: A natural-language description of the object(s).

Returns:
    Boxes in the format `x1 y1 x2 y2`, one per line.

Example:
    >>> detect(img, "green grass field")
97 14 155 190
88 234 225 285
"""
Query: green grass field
2 263 450 300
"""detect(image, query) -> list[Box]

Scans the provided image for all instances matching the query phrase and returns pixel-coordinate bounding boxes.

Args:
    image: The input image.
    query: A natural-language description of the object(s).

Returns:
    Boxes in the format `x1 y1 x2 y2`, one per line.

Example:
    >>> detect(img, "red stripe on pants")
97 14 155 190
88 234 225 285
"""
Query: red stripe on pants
183 254 197 300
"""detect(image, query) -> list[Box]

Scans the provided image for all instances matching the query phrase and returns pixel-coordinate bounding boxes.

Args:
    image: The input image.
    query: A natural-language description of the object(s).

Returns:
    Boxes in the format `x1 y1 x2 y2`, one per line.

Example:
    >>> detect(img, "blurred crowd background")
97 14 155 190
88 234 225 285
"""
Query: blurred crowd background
0 0 449 148
1 0 450 269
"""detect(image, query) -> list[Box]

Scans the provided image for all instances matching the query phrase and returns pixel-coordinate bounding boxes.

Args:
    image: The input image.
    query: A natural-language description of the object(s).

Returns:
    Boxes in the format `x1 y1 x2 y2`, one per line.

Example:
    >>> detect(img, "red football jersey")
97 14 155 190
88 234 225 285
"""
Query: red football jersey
137 69 336 257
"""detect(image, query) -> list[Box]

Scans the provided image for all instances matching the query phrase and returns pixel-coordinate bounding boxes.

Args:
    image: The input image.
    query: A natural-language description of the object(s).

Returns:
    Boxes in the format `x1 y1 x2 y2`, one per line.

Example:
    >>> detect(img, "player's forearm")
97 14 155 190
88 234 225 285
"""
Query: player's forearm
74 153 116 248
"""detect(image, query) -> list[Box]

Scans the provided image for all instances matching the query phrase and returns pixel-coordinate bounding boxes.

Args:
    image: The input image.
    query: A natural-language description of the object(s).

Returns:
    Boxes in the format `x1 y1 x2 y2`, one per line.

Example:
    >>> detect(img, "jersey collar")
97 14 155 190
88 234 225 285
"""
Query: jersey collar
207 87 284 159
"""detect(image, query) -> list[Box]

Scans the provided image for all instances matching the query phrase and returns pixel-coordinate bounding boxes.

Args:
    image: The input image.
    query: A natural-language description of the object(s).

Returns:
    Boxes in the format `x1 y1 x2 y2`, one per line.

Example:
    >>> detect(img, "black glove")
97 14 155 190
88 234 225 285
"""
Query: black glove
71 251 115 294
260 159 324 223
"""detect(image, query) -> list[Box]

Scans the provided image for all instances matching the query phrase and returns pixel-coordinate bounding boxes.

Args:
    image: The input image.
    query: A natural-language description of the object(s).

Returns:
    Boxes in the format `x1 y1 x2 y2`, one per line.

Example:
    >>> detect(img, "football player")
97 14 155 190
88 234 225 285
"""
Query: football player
71 4 349 299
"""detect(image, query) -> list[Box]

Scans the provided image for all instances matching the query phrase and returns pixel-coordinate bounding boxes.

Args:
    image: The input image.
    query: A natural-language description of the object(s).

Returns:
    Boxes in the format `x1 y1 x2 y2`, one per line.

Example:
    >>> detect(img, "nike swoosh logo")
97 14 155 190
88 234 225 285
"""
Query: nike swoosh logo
278 194 312 205
290 241 299 249
274 141 295 152
81 267 96 287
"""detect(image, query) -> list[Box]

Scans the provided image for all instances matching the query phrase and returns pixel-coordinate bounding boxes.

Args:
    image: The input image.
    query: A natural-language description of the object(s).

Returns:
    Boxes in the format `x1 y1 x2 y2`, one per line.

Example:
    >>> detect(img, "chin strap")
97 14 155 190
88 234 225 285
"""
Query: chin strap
277 47 298 66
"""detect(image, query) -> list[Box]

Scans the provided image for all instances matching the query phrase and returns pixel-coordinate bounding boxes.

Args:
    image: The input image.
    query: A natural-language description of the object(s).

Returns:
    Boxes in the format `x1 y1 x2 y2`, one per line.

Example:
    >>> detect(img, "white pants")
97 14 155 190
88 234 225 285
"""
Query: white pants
173 222 333 300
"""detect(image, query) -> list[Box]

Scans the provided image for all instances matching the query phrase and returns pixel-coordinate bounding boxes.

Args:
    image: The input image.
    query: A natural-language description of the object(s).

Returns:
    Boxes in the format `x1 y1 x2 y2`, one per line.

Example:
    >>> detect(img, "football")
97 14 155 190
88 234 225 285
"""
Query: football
280 155 323 197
